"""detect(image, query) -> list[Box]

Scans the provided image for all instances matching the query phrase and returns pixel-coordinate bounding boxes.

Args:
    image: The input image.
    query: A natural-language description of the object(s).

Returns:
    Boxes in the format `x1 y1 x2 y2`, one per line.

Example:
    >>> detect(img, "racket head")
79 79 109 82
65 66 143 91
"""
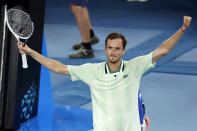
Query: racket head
6 8 34 40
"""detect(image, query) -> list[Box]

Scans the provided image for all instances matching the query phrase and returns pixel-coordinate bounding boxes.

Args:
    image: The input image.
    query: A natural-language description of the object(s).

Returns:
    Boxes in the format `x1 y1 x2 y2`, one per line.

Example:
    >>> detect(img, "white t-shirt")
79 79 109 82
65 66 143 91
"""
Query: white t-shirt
67 52 156 131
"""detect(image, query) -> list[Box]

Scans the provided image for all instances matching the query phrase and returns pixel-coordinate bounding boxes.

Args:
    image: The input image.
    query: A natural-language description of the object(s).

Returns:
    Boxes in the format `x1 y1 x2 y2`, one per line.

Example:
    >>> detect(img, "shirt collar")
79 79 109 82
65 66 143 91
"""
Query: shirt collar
105 60 125 74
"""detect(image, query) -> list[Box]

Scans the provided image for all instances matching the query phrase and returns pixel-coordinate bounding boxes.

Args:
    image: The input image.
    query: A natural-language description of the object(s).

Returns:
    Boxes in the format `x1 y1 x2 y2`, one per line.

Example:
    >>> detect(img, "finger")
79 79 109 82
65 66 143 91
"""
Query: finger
185 16 192 22
17 42 23 45
20 43 25 47
19 50 25 55
187 16 192 20
17 43 23 49
186 18 191 23
188 19 191 23
184 19 190 25
17 42 25 47
22 43 25 47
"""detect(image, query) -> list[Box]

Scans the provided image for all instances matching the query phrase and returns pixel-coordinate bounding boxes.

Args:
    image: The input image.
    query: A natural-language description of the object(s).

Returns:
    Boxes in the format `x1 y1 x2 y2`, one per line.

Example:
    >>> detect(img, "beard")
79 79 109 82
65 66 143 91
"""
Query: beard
108 55 121 64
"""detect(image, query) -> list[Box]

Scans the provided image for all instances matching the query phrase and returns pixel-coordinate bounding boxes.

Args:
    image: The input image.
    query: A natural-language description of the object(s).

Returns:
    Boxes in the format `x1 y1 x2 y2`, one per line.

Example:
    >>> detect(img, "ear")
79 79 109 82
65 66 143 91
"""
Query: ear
122 48 126 54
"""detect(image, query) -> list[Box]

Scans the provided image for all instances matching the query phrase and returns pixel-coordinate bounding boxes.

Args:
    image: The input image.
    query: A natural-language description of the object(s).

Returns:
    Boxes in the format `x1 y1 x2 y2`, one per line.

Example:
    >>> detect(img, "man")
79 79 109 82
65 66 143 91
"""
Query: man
68 0 99 58
18 16 191 131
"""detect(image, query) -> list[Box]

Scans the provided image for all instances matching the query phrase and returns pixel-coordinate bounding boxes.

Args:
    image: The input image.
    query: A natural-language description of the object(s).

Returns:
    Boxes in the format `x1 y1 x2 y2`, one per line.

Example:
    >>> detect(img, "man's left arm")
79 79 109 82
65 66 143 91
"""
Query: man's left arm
152 16 192 63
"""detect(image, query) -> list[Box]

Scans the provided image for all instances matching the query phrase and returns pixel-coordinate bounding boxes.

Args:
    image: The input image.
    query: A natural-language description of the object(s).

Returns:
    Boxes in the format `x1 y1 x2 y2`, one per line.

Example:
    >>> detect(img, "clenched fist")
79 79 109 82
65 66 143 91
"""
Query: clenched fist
182 16 192 32
17 42 32 55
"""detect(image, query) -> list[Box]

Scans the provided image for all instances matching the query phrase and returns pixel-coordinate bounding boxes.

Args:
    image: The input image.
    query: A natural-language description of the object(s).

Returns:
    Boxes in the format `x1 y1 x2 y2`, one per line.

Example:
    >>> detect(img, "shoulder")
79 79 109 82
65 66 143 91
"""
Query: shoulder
128 53 152 64
83 62 103 68
68 62 104 70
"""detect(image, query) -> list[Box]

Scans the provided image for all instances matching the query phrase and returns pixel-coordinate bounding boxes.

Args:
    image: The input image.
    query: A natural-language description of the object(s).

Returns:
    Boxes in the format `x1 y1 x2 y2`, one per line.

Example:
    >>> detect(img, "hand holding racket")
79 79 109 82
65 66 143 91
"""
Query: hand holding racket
5 6 34 68
17 42 32 55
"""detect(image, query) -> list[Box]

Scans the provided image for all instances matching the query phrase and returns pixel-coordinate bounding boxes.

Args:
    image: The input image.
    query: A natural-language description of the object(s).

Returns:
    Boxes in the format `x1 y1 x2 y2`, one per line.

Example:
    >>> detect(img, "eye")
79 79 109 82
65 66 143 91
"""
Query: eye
108 47 112 49
115 47 121 51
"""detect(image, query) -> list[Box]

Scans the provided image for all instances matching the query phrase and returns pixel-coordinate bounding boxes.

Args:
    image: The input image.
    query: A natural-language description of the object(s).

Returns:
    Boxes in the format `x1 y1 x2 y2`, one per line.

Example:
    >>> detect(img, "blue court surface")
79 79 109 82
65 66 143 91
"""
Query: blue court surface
19 0 197 131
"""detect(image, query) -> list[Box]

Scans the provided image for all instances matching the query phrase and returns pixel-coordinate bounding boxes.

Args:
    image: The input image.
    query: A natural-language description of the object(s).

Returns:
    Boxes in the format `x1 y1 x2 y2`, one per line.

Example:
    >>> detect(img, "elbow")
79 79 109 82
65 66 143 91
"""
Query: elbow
163 49 169 55
53 67 62 74
54 65 68 75
160 48 170 56
46 60 68 75
153 48 170 63
46 62 61 74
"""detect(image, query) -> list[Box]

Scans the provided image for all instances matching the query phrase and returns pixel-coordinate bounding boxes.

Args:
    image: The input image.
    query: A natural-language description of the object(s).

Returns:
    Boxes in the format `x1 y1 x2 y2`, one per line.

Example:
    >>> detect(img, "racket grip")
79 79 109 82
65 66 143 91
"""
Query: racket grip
22 53 28 68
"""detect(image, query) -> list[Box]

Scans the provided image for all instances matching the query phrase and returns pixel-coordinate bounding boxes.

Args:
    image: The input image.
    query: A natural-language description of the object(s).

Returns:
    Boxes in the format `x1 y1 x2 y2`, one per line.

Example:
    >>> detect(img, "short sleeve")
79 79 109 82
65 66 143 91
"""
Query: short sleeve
128 52 156 76
67 63 96 84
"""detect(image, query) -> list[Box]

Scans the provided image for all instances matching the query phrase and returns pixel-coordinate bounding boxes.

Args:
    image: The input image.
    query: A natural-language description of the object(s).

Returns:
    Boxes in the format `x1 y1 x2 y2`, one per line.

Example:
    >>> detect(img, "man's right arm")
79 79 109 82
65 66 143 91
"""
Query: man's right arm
17 43 70 75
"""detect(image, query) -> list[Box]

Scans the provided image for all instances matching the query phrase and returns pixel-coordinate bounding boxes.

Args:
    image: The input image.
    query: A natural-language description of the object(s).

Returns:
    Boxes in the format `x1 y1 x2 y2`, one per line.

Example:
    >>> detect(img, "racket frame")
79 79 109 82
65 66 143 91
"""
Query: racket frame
5 6 34 69
6 8 34 40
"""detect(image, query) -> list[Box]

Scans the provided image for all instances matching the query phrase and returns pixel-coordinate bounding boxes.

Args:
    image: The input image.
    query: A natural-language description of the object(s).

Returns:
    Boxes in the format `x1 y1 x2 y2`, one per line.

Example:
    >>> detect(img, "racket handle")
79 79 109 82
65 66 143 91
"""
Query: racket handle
22 53 28 68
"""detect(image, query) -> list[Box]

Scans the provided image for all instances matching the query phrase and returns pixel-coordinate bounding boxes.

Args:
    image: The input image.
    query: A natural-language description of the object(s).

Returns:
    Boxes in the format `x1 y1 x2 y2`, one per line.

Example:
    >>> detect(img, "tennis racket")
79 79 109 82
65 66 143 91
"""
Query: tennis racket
5 6 34 68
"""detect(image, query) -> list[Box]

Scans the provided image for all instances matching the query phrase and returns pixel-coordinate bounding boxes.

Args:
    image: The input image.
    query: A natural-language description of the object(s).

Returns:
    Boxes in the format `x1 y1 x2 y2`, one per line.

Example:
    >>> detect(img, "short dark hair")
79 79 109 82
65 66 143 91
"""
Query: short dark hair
105 32 127 49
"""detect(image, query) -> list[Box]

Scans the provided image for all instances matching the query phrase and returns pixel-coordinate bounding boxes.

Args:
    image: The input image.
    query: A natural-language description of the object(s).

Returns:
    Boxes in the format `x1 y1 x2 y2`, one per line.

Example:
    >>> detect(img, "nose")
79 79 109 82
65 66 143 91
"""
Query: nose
112 48 116 54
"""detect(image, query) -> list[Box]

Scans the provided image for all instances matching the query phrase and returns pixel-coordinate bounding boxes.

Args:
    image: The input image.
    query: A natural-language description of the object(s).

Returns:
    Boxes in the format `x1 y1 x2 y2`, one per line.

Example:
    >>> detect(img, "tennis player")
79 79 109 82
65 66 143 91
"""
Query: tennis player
18 16 191 131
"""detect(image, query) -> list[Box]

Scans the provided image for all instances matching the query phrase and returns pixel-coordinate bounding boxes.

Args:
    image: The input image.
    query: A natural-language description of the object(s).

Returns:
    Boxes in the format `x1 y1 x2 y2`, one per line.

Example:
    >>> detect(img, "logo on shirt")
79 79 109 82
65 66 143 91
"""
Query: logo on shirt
123 74 128 78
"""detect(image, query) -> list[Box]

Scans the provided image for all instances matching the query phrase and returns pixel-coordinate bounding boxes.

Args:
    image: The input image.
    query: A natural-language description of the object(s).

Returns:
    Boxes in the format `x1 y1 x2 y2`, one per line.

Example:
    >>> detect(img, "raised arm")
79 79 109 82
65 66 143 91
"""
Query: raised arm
17 43 70 75
152 16 192 63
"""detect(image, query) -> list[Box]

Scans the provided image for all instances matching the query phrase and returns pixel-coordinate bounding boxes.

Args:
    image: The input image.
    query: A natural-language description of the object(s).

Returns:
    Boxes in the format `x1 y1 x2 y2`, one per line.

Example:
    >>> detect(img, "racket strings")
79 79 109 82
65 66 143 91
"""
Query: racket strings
7 9 33 38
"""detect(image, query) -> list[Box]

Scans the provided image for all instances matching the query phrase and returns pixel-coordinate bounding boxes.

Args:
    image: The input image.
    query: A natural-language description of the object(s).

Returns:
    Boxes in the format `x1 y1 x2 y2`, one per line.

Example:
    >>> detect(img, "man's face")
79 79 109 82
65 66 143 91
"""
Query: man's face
105 38 125 64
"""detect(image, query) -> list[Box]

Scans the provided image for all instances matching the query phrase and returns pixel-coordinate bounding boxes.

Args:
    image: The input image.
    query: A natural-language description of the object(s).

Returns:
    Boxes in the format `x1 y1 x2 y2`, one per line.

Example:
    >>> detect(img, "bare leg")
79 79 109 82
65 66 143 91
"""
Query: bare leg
70 4 90 43
82 7 92 30
68 3 99 58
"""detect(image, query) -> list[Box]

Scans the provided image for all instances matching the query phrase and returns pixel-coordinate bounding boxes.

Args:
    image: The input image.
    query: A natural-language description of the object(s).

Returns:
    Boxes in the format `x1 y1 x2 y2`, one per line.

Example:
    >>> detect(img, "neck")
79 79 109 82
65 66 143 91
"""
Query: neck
107 59 122 72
